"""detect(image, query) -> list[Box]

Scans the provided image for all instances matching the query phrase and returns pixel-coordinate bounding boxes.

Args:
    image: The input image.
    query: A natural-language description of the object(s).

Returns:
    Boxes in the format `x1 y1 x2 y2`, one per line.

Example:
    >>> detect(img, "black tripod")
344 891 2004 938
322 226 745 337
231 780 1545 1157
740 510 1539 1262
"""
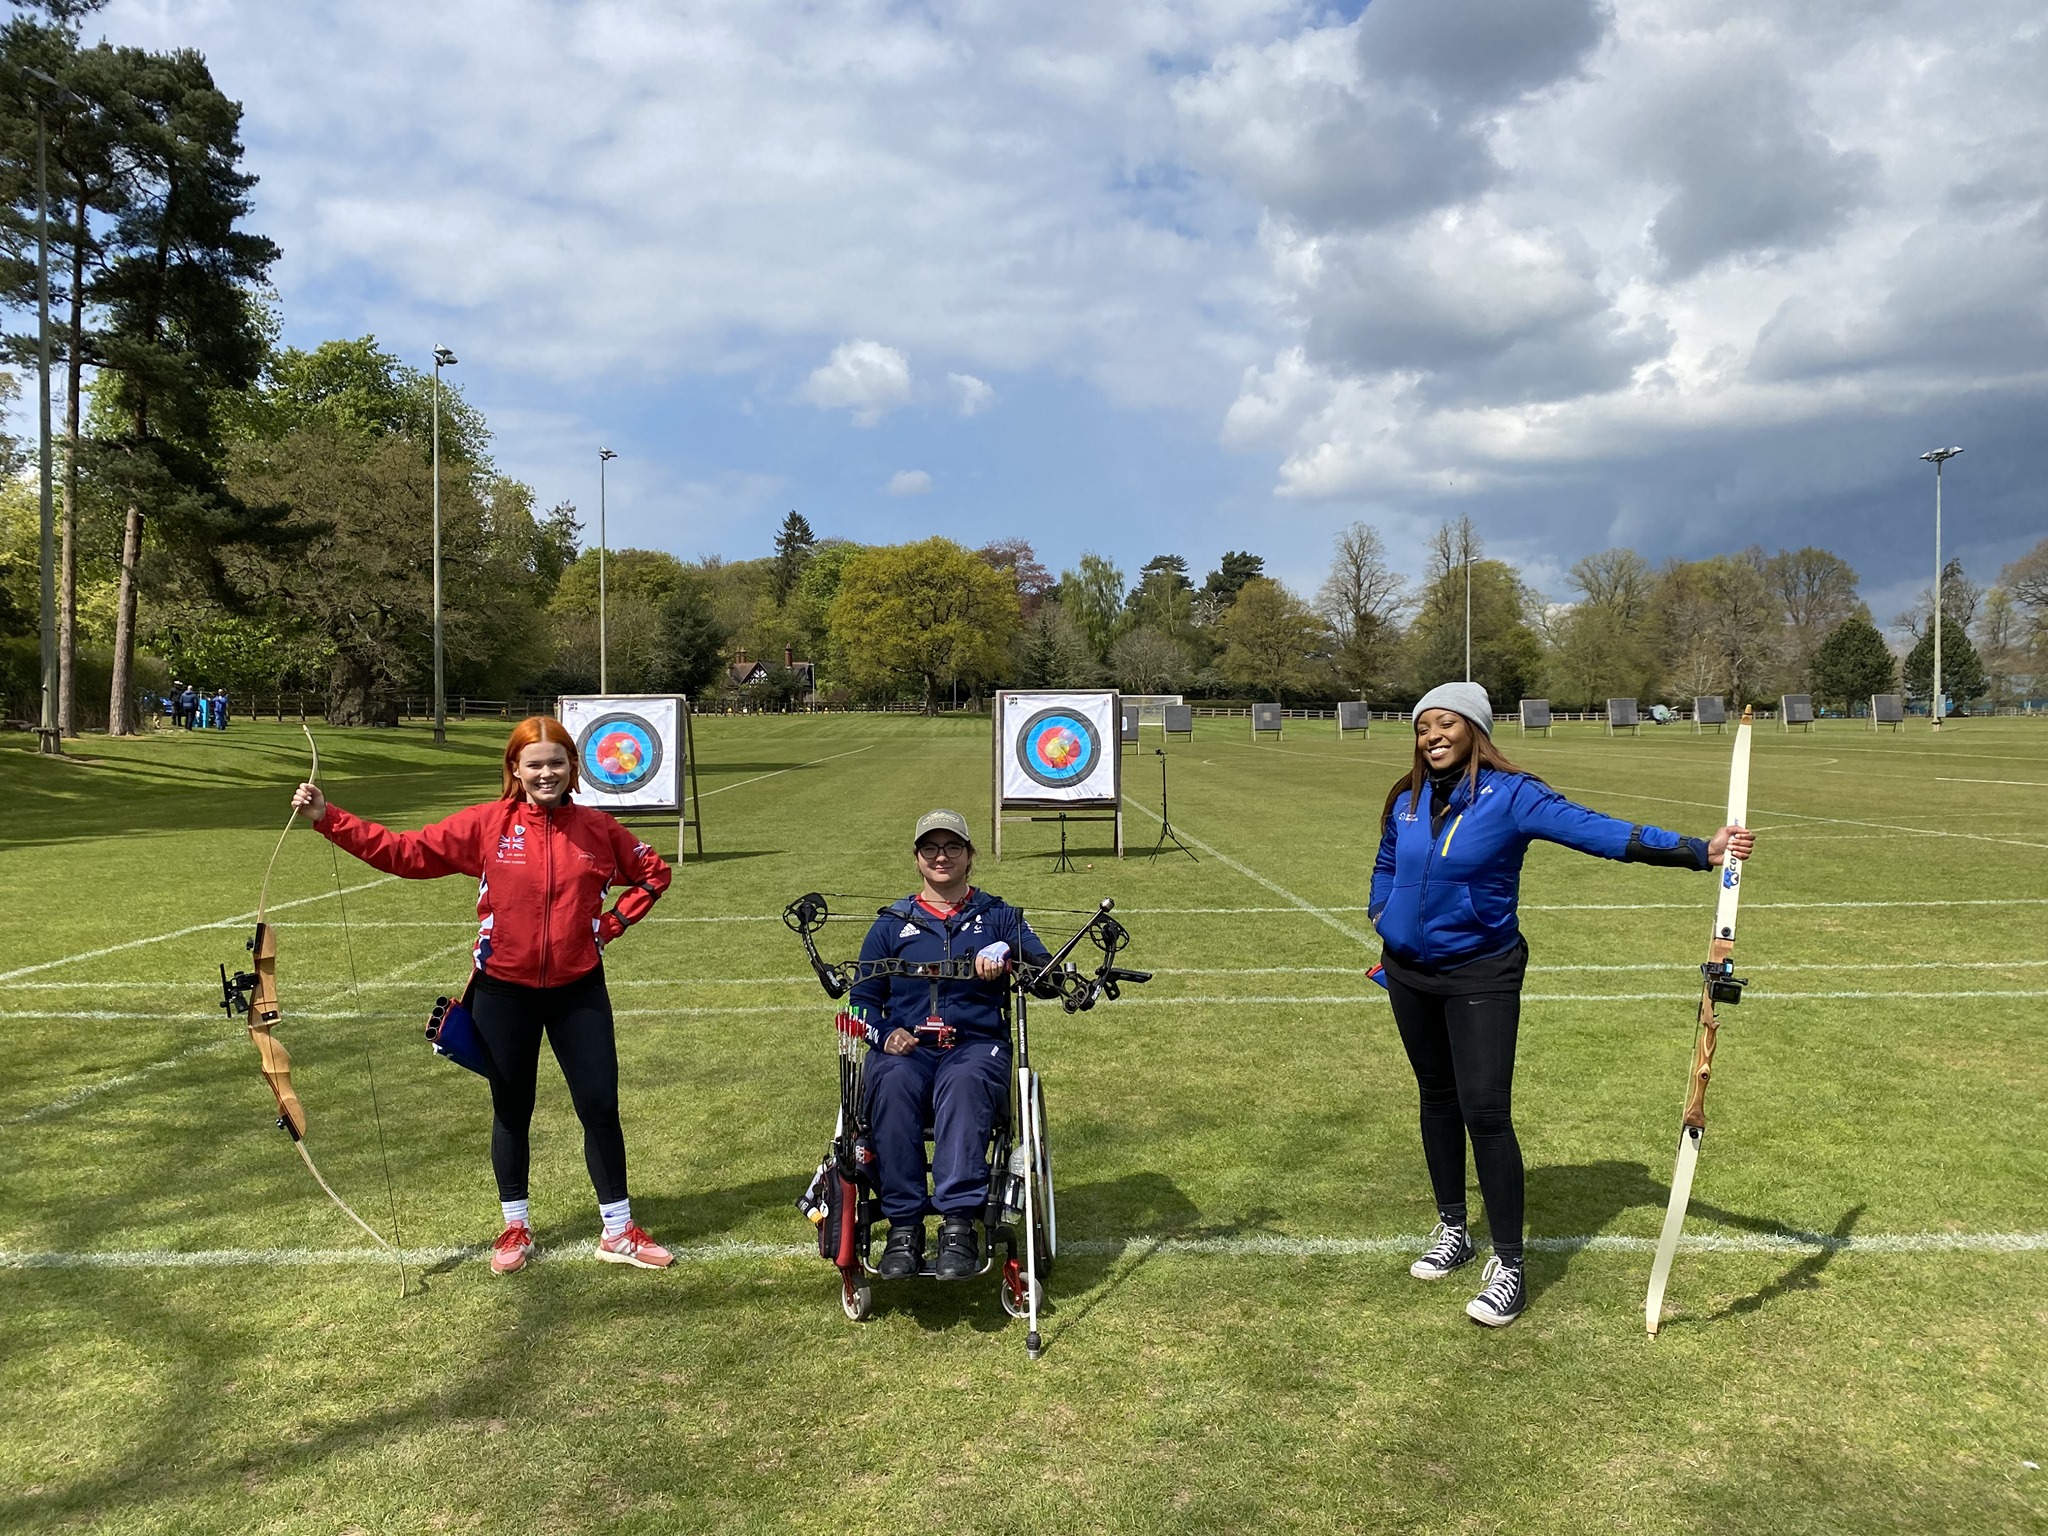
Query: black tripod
1051 813 1077 873
1149 749 1196 861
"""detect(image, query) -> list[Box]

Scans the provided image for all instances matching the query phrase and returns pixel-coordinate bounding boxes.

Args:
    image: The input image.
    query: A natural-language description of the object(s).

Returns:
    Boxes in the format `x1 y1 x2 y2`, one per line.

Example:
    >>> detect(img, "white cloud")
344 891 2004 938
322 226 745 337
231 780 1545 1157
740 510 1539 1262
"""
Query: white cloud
801 340 913 426
948 372 994 416
886 469 933 496
91 0 2048 588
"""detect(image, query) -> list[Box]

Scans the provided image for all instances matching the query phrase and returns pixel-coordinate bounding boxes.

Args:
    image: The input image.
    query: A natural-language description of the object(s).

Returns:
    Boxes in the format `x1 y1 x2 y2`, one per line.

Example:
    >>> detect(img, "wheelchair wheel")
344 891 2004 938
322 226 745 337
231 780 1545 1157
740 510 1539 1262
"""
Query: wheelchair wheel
841 1273 873 1322
999 1257 1029 1318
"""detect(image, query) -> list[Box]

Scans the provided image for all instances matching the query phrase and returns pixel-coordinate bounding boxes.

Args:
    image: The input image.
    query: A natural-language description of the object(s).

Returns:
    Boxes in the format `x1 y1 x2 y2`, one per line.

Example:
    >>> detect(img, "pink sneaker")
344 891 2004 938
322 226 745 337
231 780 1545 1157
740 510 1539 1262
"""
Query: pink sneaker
491 1221 534 1275
595 1223 673 1269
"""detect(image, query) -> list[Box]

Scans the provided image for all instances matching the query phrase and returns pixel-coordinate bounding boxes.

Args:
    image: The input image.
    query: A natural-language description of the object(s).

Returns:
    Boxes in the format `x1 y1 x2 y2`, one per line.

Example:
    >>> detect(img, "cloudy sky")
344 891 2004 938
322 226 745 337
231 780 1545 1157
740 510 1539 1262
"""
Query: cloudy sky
99 0 2046 622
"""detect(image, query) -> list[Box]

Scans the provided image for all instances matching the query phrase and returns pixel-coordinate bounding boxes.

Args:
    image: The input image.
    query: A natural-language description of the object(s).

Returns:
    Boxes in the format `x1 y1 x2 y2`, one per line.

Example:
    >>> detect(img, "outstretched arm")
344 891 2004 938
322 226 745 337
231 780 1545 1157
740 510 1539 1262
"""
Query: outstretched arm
298 787 484 879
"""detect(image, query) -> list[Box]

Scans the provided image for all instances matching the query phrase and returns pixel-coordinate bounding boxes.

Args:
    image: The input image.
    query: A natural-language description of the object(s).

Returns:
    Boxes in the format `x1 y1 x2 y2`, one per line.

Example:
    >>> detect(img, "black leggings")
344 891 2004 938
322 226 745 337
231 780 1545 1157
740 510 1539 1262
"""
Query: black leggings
469 969 629 1204
1386 976 1524 1262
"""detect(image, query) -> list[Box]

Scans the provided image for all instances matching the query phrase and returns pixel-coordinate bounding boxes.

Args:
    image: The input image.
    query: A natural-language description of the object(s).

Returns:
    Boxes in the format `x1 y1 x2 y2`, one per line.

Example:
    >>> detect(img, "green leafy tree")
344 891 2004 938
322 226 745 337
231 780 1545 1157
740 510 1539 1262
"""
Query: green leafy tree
1649 551 1783 705
770 509 816 603
1057 551 1125 660
1017 599 1097 688
1403 523 1543 705
1108 626 1192 693
1543 548 1661 709
1202 550 1264 607
225 428 498 724
830 537 1020 711
647 575 727 698
1903 616 1986 710
1214 576 1329 699
1809 616 1895 711
89 44 281 732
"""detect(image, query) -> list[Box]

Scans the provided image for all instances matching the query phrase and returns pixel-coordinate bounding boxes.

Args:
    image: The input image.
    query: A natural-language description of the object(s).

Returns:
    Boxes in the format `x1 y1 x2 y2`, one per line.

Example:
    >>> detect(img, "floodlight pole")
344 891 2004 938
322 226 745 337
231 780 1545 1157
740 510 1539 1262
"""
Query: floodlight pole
599 448 617 693
28 80 57 754
431 346 458 744
1920 447 1962 730
1462 516 1474 683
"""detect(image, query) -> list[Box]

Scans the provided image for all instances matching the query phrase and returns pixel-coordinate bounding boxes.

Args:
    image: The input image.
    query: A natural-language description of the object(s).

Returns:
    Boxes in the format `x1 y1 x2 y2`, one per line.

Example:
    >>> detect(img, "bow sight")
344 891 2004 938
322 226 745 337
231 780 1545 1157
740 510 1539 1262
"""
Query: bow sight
781 893 1151 1013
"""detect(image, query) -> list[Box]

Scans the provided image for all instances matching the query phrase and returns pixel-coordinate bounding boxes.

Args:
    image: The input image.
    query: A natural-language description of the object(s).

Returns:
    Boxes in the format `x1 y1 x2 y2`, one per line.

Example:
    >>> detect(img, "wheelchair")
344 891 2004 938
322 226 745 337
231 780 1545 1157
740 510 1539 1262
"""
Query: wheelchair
787 895 1147 1360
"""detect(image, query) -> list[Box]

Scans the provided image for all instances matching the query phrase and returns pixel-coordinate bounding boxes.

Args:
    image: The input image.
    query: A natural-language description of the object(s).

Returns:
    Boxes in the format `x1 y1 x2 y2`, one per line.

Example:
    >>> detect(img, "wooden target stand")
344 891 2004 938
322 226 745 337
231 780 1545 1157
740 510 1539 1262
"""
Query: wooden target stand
989 692 1125 863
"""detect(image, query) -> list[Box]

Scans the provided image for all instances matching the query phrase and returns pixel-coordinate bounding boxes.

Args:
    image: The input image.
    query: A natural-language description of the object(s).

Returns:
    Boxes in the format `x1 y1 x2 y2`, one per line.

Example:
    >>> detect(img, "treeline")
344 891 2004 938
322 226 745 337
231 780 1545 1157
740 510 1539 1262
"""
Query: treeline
1 6 2043 727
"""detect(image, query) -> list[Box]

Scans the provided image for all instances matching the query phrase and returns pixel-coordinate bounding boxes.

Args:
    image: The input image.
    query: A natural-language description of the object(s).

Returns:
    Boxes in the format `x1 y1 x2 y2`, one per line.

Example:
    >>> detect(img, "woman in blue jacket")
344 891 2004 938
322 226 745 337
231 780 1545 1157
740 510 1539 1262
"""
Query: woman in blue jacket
1370 683 1753 1326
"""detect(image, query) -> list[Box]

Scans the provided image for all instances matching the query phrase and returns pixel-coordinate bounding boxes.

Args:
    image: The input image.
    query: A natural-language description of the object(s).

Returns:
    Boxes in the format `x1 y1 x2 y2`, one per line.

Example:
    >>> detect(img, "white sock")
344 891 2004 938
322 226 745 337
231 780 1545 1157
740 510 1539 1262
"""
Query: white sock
598 1197 632 1239
501 1199 530 1229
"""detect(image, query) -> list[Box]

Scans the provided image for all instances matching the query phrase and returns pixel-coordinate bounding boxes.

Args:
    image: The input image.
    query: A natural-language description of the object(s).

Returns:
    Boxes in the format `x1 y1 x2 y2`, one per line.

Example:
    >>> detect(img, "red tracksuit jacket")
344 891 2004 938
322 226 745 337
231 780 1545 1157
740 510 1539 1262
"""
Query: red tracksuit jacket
317 797 672 987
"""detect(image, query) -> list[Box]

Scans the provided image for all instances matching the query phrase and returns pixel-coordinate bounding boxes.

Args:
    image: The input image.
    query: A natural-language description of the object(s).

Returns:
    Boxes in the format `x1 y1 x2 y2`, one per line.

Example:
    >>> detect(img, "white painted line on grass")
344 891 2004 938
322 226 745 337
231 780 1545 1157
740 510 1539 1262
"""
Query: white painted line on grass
2 1036 242 1124
1 942 473 1125
0 877 398 983
1550 781 2048 852
1121 796 1375 948
1936 777 2048 788
6 1229 2042 1271
696 744 876 800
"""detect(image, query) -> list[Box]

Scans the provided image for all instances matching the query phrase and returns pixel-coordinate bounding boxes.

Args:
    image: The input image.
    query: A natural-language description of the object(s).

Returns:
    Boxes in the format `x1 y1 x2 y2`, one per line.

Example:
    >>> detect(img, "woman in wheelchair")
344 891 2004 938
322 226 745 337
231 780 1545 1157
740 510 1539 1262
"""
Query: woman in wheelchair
846 809 1052 1281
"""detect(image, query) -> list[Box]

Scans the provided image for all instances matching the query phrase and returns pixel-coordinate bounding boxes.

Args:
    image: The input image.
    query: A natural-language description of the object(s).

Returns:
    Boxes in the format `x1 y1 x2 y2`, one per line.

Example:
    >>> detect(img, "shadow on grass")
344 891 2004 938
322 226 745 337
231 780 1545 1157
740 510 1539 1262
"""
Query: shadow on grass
1699 1203 1865 1327
1522 1159 1796 1304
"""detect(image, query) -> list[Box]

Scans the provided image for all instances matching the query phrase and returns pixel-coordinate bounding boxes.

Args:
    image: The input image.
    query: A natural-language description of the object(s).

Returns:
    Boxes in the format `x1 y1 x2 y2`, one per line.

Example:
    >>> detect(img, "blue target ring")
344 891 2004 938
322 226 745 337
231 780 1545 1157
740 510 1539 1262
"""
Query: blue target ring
1017 708 1101 790
576 713 663 794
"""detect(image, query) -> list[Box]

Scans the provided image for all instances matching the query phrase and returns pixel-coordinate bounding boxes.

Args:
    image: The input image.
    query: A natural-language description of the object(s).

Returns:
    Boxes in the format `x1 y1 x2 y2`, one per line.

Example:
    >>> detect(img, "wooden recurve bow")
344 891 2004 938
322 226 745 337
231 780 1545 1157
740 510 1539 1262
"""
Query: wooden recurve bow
1644 705 1754 1335
220 726 407 1292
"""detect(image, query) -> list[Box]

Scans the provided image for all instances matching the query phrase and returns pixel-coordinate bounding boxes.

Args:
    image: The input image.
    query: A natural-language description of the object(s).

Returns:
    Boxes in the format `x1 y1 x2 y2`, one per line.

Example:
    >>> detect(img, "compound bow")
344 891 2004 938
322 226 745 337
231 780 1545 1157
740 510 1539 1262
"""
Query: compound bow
219 726 407 1292
783 893 1150 1011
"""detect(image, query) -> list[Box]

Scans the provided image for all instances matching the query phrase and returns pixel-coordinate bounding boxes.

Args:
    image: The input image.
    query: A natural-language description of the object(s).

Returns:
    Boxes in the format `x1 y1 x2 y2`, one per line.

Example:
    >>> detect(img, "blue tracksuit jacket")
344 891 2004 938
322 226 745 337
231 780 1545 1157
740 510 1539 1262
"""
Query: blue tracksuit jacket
848 890 1050 1046
1370 769 1709 969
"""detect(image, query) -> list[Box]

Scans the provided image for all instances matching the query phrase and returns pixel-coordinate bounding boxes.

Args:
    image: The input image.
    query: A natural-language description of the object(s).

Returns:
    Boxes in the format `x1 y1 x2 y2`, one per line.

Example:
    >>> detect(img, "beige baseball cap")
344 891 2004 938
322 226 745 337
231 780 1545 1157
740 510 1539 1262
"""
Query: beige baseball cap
912 809 973 847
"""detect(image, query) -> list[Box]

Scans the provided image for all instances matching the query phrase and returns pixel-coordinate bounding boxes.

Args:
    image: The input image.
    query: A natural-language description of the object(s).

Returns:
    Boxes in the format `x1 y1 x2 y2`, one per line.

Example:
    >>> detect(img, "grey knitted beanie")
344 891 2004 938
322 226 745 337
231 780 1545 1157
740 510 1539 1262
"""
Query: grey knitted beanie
1411 682 1493 738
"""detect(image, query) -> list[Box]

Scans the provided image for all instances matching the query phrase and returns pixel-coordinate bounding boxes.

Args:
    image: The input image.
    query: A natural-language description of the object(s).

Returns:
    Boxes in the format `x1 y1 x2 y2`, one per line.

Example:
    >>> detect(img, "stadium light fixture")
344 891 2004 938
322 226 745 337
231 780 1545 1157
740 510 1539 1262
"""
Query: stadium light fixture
1919 446 1962 730
432 347 458 744
599 448 618 693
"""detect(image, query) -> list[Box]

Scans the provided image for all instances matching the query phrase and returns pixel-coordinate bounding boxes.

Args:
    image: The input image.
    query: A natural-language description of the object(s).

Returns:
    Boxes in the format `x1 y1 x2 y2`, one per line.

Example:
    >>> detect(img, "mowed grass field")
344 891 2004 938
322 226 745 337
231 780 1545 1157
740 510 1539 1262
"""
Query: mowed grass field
2 710 2044 1535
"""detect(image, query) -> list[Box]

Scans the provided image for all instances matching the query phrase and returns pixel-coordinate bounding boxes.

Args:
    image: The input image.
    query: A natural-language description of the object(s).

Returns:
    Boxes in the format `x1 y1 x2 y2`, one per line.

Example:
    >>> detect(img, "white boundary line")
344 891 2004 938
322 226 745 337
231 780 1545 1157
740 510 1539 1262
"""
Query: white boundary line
4 1229 2042 1270
0 876 398 983
1 941 474 1124
18 987 2035 1023
696 744 876 799
1120 795 1375 948
1549 781 2048 852
1937 777 2048 788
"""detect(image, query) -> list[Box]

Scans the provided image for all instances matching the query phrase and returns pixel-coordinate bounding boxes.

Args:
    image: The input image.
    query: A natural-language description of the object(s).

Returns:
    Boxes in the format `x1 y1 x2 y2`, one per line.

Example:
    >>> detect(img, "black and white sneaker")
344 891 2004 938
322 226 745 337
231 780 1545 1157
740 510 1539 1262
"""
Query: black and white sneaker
1409 1221 1477 1280
1465 1255 1526 1327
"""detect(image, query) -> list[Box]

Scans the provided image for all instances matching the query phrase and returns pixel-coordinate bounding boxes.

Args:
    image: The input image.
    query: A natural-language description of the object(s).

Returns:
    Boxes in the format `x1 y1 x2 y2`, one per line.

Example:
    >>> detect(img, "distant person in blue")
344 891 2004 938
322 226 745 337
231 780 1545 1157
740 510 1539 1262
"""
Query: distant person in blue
196 689 212 730
1370 682 1754 1328
178 684 198 729
212 688 229 730
844 809 1051 1282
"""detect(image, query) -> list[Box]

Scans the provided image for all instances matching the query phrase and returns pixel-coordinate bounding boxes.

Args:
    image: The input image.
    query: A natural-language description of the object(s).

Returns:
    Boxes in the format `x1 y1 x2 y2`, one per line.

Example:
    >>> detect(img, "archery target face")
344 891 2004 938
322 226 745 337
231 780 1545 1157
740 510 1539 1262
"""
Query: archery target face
557 695 684 811
998 691 1118 806
577 714 662 792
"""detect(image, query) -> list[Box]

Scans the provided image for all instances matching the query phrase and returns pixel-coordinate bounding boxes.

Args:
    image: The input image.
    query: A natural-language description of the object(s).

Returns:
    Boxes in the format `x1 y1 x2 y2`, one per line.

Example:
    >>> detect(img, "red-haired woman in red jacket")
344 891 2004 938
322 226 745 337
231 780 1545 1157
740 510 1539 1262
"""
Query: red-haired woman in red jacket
293 716 674 1276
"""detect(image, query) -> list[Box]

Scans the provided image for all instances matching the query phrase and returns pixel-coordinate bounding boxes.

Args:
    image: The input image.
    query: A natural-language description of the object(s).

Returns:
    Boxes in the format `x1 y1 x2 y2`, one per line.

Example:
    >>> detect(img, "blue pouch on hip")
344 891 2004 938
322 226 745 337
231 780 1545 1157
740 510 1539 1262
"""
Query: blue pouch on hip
427 980 491 1077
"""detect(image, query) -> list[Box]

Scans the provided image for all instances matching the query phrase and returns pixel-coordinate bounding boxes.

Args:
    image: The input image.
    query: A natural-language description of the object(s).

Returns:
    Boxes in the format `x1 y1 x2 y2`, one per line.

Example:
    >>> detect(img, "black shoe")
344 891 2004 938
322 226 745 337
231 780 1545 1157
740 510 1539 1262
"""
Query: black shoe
934 1216 979 1280
1465 1255 1527 1327
877 1222 924 1279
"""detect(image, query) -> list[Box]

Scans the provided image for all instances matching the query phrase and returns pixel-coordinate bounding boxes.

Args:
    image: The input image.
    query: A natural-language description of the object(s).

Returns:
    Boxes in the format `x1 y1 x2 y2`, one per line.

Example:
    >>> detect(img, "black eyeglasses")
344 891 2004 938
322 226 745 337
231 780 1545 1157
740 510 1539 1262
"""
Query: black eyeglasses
917 842 970 860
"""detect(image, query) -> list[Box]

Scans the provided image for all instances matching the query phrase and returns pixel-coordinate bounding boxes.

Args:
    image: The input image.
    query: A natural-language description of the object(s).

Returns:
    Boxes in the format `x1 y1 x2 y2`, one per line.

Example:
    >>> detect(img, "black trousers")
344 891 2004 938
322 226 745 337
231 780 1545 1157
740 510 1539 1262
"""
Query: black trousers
469 968 629 1205
1386 974 1524 1261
